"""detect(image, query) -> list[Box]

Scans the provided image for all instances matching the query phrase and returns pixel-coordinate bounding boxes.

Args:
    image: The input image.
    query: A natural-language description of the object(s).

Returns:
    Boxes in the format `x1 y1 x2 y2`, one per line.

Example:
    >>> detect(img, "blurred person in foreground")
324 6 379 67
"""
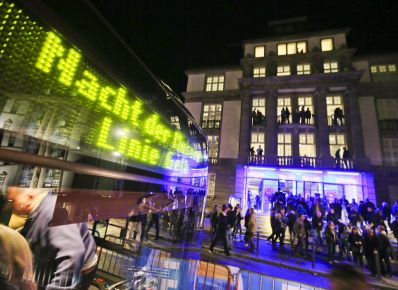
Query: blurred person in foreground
0 224 36 290
329 263 369 290
7 187 97 290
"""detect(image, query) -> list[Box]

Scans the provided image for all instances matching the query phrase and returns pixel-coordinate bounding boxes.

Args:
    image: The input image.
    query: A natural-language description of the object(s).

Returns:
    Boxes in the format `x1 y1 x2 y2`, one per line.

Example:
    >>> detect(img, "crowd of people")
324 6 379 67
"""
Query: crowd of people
209 189 398 278
279 106 314 125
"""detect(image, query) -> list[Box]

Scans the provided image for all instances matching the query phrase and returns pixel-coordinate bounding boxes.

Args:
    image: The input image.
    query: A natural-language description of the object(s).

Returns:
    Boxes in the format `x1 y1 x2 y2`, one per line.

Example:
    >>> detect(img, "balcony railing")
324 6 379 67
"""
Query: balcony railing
277 114 315 125
327 114 345 127
248 155 355 170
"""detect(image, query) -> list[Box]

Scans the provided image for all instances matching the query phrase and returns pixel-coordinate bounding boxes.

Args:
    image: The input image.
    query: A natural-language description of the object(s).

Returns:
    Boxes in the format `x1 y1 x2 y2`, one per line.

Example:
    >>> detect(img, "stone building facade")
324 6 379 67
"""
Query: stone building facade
183 20 398 210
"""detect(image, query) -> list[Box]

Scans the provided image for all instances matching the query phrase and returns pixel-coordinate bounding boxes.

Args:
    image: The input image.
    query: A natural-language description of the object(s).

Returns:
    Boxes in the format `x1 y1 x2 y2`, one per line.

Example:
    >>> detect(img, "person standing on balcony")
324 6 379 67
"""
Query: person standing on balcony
256 110 263 125
281 107 286 124
342 147 351 169
300 106 306 124
334 149 341 168
249 147 255 163
256 145 263 160
285 107 291 124
305 107 312 124
252 110 257 125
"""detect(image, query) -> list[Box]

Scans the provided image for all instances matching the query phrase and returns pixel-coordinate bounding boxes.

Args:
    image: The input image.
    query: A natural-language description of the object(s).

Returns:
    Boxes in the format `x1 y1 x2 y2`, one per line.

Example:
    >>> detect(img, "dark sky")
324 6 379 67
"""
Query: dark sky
91 0 398 94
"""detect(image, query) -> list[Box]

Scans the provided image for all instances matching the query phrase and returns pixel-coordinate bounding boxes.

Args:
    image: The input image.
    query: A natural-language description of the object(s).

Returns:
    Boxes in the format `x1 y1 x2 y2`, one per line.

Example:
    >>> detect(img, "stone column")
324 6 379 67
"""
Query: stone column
315 87 331 167
265 90 278 166
237 90 251 164
346 87 370 170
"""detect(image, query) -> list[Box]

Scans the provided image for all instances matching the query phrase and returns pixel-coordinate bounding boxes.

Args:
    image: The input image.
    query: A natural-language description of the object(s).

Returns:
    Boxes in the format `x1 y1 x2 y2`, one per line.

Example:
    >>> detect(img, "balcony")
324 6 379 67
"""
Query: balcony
248 155 355 170
277 114 315 126
327 114 345 127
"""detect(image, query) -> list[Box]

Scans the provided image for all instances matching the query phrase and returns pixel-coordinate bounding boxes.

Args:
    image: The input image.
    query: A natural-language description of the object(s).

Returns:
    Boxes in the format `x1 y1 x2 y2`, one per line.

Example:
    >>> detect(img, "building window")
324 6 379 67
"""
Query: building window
277 41 307 56
326 95 344 126
297 64 311 75
254 46 265 58
170 116 180 129
277 65 291 76
299 133 316 157
278 133 292 156
205 75 224 92
253 67 266 78
370 64 397 73
324 61 338 73
382 138 398 166
297 96 314 124
321 38 334 51
207 173 216 196
277 97 292 124
202 104 222 129
377 99 398 120
329 134 346 157
251 132 265 154
208 135 219 160
252 98 266 125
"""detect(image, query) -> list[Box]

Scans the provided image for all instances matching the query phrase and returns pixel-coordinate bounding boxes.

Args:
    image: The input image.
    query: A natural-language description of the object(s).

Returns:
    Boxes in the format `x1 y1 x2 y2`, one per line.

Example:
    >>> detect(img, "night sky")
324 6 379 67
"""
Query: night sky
91 0 398 94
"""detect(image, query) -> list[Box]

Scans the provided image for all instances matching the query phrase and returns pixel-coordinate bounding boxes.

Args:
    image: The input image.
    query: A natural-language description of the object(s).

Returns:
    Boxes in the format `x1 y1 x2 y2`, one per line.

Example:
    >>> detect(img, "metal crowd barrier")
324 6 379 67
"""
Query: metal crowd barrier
235 269 325 290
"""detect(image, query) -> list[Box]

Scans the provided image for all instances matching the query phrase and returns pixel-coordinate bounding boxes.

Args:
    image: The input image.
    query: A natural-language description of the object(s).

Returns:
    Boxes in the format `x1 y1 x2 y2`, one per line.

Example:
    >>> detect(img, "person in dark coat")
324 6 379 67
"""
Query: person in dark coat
243 208 251 246
209 204 231 256
267 209 276 242
376 226 392 277
287 210 297 246
325 221 337 263
7 187 97 290
349 226 363 265
381 202 392 226
210 204 219 239
363 229 378 275
312 211 324 249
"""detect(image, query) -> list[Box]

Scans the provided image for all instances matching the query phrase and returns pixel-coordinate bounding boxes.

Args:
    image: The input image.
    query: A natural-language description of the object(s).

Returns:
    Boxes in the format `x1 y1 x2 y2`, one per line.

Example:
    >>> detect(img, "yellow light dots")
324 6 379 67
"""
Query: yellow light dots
126 139 141 159
98 86 116 111
113 87 130 120
75 70 99 101
96 117 114 150
57 48 81 86
130 100 143 126
35 31 65 73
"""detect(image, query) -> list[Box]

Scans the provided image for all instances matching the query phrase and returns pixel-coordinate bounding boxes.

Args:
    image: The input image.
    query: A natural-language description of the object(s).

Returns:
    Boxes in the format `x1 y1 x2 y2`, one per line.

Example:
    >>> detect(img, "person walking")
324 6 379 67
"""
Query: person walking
293 214 307 257
209 204 231 256
210 204 219 239
233 204 243 240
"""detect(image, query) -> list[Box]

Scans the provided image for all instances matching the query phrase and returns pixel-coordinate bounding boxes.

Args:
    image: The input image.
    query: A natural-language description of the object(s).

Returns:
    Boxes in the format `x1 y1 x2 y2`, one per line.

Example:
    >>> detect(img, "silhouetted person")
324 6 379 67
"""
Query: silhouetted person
256 110 263 125
256 145 263 156
305 108 311 124
335 149 341 168
342 147 350 169
285 107 291 124
300 106 305 124
281 107 286 124
252 110 257 125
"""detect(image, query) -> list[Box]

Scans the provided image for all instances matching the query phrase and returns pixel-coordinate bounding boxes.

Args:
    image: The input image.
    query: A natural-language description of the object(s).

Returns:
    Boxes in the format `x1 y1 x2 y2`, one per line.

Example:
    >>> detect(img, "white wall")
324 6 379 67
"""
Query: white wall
185 102 202 123
225 71 242 90
186 74 205 92
353 60 371 83
358 96 383 165
219 101 241 159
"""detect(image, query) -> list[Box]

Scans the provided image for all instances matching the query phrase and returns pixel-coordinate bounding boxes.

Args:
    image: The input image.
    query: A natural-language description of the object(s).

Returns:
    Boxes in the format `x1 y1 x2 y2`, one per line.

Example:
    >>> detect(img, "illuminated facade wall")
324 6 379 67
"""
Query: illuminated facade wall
184 19 398 206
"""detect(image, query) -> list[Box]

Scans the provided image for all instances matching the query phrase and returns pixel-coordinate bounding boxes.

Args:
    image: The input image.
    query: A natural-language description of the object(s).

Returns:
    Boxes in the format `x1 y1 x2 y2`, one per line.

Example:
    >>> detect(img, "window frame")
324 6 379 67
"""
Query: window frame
323 61 339 73
201 103 223 129
254 45 266 58
277 64 291 76
277 41 307 56
299 132 316 157
205 74 225 92
253 66 266 78
277 133 292 157
296 63 311 75
320 38 334 52
207 135 220 159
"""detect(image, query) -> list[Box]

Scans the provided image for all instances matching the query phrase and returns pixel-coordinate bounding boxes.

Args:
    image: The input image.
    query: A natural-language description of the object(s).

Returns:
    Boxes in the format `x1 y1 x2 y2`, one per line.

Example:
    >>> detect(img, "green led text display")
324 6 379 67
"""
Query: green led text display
0 0 203 173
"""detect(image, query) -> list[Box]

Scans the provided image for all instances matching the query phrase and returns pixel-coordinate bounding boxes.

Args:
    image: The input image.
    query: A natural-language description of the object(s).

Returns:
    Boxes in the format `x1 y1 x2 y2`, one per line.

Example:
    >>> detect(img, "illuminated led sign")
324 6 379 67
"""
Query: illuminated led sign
0 0 203 172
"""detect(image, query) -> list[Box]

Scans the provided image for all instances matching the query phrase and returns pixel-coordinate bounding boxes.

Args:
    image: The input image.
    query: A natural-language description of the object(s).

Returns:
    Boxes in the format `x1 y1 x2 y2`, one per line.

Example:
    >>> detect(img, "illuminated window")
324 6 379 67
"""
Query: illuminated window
326 95 344 126
207 173 216 196
278 133 292 156
298 96 314 124
208 135 219 159
277 65 291 76
277 41 307 56
321 38 334 51
251 132 265 152
202 104 222 128
371 64 397 73
329 133 346 157
324 61 338 73
382 138 398 166
297 64 311 75
255 46 265 58
252 98 266 115
205 75 224 92
253 67 266 78
170 116 180 130
277 97 292 123
377 99 398 120
299 133 316 157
